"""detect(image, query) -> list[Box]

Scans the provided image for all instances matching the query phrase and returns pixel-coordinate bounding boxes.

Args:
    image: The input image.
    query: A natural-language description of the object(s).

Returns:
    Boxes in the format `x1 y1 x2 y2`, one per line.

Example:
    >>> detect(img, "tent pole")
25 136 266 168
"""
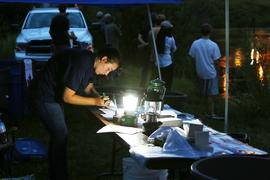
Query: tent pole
147 4 162 80
224 0 229 133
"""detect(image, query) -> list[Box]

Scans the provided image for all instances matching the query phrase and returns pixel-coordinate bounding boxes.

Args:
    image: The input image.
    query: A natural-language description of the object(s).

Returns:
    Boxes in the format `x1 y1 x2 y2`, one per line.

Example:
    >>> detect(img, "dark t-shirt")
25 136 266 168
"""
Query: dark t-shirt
33 49 95 103
91 21 106 51
49 14 70 46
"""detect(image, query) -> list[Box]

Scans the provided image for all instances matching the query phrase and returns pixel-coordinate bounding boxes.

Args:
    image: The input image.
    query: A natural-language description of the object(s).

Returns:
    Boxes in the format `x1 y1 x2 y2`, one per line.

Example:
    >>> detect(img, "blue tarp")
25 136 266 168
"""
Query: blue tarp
0 0 181 5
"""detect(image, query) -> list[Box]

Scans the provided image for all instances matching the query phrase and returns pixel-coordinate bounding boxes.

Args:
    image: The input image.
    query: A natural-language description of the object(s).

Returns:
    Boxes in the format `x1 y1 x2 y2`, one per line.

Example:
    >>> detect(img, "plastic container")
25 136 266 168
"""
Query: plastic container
122 157 167 180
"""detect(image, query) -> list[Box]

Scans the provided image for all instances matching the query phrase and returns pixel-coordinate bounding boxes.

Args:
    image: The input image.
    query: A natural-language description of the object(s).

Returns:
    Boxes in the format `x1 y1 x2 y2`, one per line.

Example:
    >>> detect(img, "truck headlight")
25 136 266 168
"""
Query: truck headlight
15 43 28 52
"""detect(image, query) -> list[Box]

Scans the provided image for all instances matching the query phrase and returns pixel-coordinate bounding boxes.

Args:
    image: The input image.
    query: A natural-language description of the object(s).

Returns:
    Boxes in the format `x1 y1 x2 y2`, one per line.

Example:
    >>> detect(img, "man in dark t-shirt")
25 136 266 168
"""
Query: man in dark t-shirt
49 5 71 53
30 47 120 180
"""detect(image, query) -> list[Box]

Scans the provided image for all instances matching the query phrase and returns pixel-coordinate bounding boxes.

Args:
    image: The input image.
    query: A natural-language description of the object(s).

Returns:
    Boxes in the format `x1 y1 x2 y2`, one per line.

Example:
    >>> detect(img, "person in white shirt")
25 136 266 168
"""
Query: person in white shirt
156 20 177 90
189 23 223 120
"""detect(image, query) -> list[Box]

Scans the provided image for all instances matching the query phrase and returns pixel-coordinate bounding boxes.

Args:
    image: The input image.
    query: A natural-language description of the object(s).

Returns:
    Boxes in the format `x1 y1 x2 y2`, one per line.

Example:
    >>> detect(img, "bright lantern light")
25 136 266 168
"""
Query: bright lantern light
123 94 138 112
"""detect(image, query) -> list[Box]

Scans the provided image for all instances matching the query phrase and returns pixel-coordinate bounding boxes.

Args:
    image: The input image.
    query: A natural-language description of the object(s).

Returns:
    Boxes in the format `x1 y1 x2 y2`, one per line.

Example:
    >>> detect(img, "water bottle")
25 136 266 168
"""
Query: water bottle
0 113 8 144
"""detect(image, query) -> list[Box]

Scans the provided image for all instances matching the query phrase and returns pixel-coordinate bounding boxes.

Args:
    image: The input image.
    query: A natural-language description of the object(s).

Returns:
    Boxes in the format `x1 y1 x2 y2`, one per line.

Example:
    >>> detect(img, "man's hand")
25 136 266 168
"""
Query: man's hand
99 96 110 107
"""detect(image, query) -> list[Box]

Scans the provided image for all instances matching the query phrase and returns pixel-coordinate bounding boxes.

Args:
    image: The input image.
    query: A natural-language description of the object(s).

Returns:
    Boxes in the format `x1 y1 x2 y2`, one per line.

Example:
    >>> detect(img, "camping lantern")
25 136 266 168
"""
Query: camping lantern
123 94 138 114
144 78 166 115
141 79 165 136
113 94 139 127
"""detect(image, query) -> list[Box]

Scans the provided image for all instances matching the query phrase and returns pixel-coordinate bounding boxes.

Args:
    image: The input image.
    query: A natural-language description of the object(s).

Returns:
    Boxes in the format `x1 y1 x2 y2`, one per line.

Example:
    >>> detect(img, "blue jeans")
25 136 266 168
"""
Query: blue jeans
34 100 68 180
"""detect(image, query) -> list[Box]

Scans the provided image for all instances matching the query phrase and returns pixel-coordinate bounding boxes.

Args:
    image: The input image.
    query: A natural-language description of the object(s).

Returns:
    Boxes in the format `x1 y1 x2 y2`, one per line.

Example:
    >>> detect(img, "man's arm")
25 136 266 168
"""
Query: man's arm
84 83 100 97
63 87 108 106
137 33 148 48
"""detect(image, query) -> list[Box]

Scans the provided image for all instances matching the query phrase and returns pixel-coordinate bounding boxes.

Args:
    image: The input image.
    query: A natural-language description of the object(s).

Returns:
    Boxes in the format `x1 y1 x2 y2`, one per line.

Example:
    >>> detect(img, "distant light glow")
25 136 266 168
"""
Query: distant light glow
256 50 260 64
250 48 255 60
258 65 264 82
234 48 242 67
250 59 254 65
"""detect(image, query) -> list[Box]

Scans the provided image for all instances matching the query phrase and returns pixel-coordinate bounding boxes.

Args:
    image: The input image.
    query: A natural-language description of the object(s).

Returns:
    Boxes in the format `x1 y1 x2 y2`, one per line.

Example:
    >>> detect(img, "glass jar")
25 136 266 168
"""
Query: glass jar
145 78 166 102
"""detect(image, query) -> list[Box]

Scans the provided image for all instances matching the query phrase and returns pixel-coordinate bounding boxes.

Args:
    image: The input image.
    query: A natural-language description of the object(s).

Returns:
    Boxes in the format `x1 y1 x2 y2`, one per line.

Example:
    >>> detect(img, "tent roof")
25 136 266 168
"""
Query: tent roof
0 0 181 5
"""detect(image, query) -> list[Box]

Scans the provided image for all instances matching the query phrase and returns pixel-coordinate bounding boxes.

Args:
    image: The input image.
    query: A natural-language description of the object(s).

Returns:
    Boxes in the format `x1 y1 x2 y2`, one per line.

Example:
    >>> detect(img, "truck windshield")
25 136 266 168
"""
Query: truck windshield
24 12 85 29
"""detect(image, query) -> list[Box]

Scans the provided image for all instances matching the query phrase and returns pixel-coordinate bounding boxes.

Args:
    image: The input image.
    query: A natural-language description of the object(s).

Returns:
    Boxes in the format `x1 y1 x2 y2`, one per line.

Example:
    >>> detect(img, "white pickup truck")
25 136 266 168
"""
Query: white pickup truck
15 7 93 62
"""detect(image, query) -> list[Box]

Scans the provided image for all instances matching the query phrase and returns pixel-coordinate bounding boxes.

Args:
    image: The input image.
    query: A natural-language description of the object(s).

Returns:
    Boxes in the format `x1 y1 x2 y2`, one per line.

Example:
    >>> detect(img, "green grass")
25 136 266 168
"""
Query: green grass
4 105 129 180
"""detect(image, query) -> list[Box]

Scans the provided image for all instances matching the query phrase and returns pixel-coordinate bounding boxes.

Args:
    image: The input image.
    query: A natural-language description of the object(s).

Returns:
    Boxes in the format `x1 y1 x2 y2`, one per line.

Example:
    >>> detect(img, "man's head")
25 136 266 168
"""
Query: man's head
156 14 166 26
94 48 121 76
201 23 212 36
58 5 67 14
96 11 104 19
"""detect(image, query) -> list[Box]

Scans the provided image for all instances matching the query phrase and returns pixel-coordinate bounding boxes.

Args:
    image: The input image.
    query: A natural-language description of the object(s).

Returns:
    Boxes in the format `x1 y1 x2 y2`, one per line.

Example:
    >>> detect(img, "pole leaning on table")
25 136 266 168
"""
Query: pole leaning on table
147 4 162 81
224 0 230 133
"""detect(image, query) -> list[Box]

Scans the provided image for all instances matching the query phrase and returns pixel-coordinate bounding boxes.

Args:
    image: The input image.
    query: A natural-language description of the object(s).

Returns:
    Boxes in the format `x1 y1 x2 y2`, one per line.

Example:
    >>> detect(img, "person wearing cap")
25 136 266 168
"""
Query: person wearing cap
189 23 223 120
156 20 177 90
137 18 151 88
28 47 121 180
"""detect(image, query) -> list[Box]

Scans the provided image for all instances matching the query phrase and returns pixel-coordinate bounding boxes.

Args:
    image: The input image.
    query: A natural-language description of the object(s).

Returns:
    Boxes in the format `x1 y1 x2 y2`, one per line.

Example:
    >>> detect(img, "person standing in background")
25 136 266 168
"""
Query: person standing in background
103 13 122 50
148 14 166 62
155 20 177 91
49 5 77 53
189 23 223 120
137 20 150 88
91 11 106 52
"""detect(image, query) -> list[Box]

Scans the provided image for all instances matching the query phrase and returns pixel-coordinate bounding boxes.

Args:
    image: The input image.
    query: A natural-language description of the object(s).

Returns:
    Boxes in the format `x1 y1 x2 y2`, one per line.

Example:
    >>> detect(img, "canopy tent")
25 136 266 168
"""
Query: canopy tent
0 0 180 4
0 0 231 133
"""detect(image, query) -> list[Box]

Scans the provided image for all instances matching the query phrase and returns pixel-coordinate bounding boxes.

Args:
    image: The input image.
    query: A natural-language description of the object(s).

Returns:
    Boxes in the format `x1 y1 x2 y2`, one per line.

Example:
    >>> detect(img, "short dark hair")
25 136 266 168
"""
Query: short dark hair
201 23 212 36
58 5 66 14
97 47 121 64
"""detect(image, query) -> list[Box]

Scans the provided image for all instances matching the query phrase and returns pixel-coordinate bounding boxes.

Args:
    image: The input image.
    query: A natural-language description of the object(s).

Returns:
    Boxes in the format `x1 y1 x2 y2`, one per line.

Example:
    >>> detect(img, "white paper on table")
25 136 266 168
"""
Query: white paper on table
159 118 182 127
160 110 177 118
97 124 143 134
99 108 115 120
182 118 203 125
99 108 115 115
108 101 117 110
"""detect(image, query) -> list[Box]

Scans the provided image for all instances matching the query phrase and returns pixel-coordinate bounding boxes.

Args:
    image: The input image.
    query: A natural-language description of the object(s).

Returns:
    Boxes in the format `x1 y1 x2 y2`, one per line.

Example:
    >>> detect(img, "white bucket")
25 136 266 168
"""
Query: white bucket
122 157 168 180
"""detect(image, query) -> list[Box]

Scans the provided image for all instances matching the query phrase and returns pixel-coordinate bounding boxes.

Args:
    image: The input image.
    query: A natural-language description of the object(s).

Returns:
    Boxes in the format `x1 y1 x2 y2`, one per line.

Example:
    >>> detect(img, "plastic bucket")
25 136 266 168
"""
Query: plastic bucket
122 157 167 180
191 155 270 180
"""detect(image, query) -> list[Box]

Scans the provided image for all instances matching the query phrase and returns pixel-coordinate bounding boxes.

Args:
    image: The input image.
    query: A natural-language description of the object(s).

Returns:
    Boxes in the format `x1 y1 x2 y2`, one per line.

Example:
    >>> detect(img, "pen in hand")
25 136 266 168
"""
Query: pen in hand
101 92 110 107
